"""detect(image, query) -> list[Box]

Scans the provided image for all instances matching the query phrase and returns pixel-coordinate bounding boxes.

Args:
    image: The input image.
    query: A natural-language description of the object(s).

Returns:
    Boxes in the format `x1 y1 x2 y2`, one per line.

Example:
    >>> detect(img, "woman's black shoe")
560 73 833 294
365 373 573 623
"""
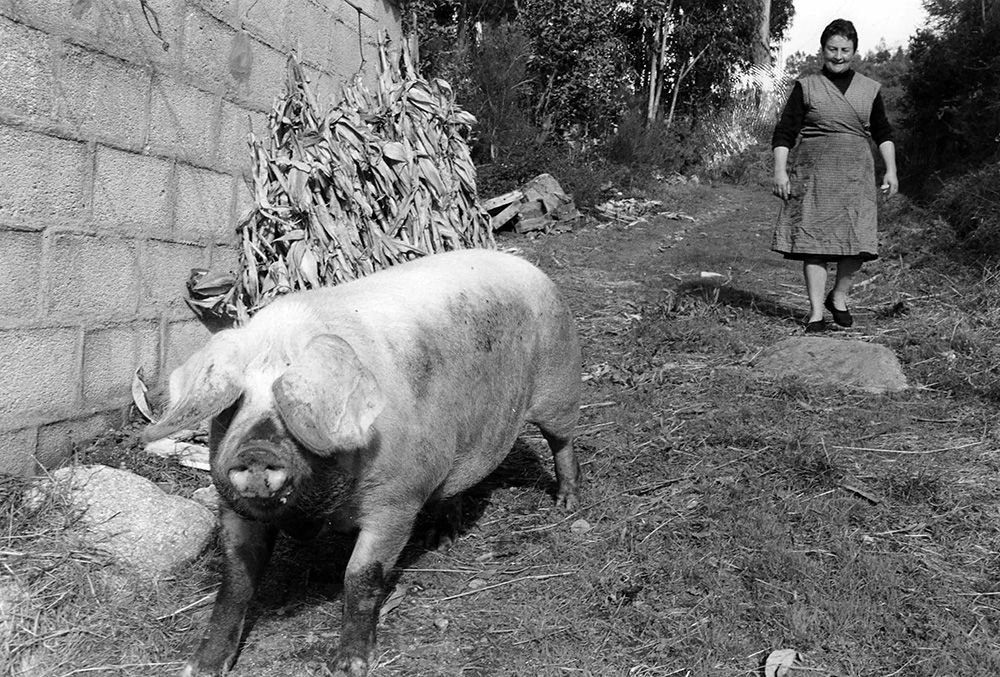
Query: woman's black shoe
805 320 827 333
825 293 853 327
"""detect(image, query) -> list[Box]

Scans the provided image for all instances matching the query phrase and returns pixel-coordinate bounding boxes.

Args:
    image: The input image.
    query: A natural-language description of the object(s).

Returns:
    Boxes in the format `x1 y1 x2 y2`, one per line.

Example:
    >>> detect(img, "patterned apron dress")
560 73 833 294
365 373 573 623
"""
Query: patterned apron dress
772 72 882 260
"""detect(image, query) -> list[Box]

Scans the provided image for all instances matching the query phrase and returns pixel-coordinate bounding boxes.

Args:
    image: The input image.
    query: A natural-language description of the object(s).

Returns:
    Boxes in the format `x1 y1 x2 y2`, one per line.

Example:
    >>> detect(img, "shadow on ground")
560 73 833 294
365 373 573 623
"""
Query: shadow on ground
675 279 807 322
230 436 560 660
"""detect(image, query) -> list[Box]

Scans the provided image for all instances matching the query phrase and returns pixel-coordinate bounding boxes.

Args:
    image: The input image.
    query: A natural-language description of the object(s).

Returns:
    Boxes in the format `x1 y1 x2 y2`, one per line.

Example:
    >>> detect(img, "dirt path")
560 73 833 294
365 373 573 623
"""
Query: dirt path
519 182 801 330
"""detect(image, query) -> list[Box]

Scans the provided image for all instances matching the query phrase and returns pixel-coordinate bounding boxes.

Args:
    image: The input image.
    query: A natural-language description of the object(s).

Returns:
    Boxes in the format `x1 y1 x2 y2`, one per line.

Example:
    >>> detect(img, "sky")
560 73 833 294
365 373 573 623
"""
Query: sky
781 0 930 57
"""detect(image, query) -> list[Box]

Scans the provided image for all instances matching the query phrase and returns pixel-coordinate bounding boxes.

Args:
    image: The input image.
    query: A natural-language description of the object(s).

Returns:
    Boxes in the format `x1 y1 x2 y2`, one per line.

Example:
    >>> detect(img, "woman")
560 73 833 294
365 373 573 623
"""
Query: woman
771 18 898 333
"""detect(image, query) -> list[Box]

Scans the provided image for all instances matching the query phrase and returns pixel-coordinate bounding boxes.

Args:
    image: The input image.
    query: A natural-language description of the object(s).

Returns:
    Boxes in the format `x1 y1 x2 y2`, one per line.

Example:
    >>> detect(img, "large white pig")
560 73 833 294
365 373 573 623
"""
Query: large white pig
144 249 583 676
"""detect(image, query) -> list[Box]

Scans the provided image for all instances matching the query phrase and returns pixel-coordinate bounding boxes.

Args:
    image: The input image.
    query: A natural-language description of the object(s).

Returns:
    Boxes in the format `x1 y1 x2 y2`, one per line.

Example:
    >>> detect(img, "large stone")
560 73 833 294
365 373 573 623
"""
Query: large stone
754 337 908 394
32 465 215 579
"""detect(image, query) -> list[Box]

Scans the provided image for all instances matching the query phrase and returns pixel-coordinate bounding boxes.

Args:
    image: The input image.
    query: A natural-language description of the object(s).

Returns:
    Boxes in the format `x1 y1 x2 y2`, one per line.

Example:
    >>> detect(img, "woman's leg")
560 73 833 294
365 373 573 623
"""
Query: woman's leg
830 257 863 309
802 259 827 323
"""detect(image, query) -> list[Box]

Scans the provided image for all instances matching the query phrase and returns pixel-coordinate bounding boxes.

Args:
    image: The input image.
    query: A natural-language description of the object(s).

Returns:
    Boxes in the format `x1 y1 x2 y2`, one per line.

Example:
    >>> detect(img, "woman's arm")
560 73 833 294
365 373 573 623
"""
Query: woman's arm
773 146 791 200
878 141 898 197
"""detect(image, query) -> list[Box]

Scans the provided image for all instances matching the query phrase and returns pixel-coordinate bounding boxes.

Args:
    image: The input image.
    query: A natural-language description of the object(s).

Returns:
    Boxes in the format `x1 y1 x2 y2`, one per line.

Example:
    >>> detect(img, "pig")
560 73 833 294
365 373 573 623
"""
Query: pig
143 249 582 676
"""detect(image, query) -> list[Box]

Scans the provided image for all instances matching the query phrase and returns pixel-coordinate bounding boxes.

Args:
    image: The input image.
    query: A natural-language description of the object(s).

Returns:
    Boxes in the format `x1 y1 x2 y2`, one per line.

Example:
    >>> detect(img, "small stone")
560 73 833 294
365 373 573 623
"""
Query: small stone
467 578 488 589
434 618 450 631
570 519 592 534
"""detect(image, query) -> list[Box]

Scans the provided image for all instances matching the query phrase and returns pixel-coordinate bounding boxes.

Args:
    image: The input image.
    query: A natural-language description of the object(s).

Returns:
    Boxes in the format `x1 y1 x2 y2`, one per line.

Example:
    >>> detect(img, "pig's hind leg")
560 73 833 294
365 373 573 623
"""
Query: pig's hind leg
540 427 581 510
528 401 582 510
422 494 463 550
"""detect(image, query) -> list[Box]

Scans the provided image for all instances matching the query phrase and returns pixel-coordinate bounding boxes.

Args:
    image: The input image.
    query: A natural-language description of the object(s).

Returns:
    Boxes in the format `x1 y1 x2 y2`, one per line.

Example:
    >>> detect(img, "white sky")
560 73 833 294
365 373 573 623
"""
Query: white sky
781 0 929 56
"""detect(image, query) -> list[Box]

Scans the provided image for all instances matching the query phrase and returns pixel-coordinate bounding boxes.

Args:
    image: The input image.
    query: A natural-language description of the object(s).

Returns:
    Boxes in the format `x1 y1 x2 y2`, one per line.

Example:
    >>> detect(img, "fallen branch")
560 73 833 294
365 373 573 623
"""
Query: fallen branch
155 591 217 621
833 440 981 454
434 572 574 603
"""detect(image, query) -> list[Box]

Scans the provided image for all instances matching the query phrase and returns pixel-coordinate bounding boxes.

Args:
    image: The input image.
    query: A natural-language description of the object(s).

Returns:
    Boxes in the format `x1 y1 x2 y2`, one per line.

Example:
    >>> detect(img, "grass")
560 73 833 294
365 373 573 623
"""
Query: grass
5 182 1000 675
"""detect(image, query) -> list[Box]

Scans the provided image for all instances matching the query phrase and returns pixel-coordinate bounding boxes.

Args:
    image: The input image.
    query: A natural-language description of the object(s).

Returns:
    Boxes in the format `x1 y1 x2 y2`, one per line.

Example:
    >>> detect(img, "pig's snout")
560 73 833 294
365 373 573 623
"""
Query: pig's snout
224 445 290 499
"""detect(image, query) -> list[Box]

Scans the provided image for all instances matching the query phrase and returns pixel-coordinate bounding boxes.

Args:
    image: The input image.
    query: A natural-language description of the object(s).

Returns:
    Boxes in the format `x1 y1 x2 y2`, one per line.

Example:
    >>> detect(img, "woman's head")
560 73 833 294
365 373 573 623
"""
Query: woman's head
820 19 857 73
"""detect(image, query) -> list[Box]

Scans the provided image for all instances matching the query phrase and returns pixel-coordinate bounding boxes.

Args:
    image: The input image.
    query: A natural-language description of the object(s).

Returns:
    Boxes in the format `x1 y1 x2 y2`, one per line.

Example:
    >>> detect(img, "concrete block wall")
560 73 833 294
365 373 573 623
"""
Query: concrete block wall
0 0 401 475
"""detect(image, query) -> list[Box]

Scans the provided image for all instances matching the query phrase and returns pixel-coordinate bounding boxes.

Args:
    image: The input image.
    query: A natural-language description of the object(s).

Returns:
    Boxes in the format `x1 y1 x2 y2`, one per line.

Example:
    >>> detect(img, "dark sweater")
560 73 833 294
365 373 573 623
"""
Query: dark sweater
771 67 893 149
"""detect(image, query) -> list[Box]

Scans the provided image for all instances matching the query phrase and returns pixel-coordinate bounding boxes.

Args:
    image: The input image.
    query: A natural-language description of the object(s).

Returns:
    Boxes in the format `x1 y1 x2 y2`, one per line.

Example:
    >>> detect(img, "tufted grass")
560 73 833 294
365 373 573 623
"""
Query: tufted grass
5 183 1000 676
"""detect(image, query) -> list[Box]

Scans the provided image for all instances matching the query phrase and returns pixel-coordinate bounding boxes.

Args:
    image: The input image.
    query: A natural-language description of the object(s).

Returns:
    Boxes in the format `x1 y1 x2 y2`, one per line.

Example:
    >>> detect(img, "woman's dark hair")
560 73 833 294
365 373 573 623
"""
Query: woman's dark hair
820 18 858 51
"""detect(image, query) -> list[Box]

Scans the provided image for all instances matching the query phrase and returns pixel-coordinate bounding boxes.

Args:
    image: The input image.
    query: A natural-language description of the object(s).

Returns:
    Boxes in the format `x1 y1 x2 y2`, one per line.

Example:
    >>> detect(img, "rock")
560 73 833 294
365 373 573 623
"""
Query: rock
192 484 220 512
31 465 215 579
754 337 908 394
484 173 580 233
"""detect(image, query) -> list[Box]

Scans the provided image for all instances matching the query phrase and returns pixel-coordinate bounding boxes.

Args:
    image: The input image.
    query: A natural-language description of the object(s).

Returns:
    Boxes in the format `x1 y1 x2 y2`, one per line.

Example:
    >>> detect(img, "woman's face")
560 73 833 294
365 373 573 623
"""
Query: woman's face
822 34 855 73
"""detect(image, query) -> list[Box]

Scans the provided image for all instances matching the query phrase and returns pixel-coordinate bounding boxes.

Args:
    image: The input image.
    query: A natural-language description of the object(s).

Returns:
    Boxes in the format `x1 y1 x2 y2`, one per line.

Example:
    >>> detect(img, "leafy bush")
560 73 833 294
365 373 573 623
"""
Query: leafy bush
930 162 1000 259
454 22 537 163
518 0 632 136
905 1 1000 190
604 108 717 175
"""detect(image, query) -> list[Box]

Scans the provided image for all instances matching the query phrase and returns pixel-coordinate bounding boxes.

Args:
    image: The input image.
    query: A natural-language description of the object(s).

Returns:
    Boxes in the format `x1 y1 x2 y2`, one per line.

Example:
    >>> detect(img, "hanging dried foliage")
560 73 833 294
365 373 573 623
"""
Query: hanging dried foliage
188 37 493 327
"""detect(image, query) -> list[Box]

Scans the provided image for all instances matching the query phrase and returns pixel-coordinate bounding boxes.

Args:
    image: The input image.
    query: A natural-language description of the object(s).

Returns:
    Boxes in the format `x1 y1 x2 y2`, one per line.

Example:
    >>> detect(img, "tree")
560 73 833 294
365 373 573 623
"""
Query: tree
905 0 1000 188
518 0 634 136
620 0 794 126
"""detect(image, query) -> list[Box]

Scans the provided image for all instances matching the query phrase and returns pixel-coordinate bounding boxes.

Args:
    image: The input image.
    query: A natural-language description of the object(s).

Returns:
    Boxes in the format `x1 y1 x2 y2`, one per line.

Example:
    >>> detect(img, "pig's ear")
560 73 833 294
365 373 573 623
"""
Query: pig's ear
142 330 247 442
272 334 385 455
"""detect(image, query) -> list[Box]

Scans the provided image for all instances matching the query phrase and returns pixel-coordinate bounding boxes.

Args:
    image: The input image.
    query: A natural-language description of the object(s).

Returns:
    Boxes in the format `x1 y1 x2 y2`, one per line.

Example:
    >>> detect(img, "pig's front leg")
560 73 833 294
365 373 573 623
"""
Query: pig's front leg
328 507 417 676
182 507 277 677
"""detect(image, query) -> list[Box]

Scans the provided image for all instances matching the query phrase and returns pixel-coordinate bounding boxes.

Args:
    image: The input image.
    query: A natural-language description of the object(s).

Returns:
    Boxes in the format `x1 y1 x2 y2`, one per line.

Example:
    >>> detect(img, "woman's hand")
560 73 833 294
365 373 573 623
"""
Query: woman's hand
880 169 899 198
772 169 791 200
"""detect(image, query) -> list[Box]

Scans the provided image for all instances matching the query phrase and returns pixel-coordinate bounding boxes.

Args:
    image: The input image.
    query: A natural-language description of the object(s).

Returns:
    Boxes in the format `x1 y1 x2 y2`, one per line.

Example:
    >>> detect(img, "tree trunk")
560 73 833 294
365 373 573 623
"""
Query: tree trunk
646 17 660 123
665 43 710 129
645 0 674 124
753 0 771 67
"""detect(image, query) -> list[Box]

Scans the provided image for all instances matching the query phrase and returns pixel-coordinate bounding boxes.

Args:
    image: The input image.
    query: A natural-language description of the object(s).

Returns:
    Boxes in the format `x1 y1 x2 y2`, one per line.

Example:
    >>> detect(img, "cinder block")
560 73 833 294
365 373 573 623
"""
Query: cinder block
35 412 116 471
9 0 99 34
192 0 240 23
163 318 211 378
209 241 240 273
182 7 236 90
56 43 151 149
140 240 209 317
148 74 220 166
234 179 256 229
92 145 172 234
218 100 266 174
243 41 287 111
0 126 89 228
0 427 38 477
0 230 43 320
330 18 364 76
47 233 139 318
286 0 332 69
0 327 79 417
175 163 235 241
0 15 55 117
303 64 340 109
93 0 184 69
242 0 288 51
82 321 159 405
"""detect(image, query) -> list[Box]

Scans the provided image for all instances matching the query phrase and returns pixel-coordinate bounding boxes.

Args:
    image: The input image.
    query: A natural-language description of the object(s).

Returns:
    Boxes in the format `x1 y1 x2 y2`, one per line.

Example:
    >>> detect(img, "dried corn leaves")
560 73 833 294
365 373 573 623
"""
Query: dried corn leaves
192 40 493 326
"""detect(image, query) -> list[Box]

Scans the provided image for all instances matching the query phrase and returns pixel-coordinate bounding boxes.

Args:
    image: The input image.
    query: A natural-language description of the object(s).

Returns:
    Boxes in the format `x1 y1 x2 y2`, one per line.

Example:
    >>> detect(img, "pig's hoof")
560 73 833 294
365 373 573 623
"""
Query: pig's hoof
423 496 463 550
179 662 220 677
555 489 579 511
327 654 369 676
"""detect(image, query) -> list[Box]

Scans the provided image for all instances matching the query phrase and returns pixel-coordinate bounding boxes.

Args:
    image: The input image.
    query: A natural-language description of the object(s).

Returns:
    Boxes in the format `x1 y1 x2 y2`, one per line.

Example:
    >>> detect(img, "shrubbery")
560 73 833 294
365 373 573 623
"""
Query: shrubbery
930 162 1000 259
